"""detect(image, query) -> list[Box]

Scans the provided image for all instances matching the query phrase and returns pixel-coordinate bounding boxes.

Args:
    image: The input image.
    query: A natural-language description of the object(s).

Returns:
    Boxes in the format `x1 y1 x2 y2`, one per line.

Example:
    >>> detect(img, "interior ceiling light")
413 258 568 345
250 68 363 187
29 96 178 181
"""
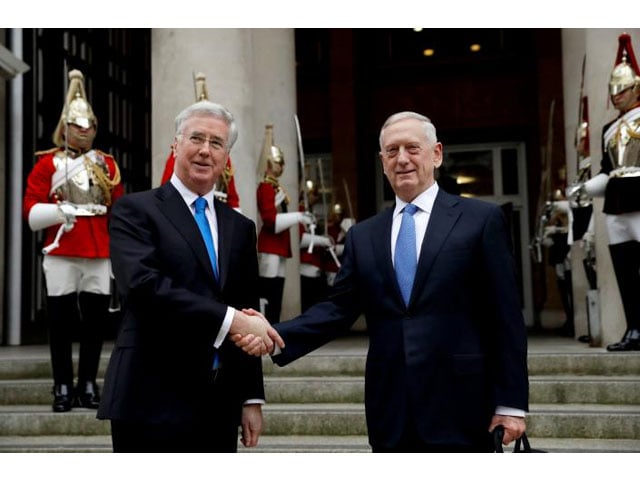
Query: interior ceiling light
470 43 481 52
455 175 477 185
423 48 435 57
413 28 423 32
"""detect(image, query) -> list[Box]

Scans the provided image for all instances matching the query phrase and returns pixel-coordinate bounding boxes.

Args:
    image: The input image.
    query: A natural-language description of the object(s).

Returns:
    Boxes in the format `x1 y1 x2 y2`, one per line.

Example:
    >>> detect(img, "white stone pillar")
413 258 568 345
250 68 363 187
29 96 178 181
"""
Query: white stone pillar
561 28 640 347
151 28 302 320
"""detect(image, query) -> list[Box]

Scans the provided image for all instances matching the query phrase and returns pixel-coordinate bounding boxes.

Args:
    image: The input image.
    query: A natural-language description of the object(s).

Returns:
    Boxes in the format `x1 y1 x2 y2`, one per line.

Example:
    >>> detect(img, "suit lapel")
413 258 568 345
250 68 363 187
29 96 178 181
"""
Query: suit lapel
214 200 234 288
155 183 219 286
370 207 400 300
410 190 461 304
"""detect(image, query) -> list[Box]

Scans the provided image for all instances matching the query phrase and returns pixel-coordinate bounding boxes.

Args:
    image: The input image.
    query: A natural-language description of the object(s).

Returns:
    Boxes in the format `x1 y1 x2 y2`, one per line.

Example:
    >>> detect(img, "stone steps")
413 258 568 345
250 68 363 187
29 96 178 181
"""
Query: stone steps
2 375 640 405
0 434 638 453
0 336 639 452
0 403 638 441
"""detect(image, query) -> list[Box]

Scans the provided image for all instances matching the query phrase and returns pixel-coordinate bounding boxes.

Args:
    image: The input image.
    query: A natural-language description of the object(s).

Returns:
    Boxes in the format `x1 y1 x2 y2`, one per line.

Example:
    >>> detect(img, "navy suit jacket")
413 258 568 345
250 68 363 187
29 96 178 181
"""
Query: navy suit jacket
274 188 529 449
98 183 263 436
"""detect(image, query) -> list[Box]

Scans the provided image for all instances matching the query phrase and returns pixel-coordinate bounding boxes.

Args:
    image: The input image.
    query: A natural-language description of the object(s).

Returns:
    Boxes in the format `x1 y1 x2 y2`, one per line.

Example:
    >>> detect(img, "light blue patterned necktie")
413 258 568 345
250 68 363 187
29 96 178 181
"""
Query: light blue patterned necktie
194 197 219 281
394 203 418 306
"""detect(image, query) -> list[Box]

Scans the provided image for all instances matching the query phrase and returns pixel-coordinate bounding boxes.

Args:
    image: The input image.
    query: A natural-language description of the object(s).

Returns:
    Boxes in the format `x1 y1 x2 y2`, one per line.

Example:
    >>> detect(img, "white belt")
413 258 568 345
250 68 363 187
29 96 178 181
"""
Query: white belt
611 166 640 178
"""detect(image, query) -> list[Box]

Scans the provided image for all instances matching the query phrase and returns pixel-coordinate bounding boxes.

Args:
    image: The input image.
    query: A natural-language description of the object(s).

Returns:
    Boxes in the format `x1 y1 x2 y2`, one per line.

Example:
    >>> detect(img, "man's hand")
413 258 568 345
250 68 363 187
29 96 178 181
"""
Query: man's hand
229 308 284 356
340 217 355 233
240 404 263 448
58 202 79 226
296 211 316 227
489 414 526 445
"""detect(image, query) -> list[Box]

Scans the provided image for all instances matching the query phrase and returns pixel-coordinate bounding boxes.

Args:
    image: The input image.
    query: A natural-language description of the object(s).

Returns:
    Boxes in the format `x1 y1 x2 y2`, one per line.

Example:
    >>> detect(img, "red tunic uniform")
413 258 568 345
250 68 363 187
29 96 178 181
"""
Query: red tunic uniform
161 151 240 209
257 179 291 258
23 147 123 259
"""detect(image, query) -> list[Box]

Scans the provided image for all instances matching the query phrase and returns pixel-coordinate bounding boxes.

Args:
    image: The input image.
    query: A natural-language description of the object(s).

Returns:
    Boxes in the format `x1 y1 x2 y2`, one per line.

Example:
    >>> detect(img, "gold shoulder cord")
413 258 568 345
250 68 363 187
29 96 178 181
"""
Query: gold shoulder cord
620 118 640 139
219 163 232 191
84 155 121 207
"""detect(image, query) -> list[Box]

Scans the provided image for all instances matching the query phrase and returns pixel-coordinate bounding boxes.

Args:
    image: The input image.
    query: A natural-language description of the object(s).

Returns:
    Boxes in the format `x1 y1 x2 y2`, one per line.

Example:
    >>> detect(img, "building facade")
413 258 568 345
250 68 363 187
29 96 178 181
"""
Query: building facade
0 28 636 348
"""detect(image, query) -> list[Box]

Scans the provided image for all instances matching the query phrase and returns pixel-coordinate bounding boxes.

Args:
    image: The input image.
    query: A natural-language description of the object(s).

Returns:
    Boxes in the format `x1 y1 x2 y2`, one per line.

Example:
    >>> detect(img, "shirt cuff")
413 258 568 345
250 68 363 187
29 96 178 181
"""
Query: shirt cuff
214 306 235 348
244 399 266 406
495 406 526 417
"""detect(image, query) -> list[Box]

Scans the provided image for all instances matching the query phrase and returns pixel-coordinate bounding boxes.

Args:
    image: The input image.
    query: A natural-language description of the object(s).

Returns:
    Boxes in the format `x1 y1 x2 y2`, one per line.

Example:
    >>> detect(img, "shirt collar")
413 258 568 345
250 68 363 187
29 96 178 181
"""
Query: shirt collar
169 173 216 210
393 182 439 218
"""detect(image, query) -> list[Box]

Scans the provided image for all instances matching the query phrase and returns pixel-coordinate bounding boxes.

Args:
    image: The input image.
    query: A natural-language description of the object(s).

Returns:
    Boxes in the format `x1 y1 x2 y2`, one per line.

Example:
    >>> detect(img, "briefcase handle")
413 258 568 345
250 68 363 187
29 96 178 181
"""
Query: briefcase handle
493 425 545 453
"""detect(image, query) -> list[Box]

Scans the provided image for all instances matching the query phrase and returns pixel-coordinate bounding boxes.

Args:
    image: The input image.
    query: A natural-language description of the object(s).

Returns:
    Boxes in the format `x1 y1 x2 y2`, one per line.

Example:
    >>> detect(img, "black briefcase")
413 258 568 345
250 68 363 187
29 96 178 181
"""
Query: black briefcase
493 425 546 453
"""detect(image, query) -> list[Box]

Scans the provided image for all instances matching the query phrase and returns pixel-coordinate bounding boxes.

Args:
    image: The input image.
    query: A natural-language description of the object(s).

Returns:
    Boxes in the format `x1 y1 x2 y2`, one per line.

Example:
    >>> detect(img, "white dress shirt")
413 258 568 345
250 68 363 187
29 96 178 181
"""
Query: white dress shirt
391 183 438 267
170 174 234 348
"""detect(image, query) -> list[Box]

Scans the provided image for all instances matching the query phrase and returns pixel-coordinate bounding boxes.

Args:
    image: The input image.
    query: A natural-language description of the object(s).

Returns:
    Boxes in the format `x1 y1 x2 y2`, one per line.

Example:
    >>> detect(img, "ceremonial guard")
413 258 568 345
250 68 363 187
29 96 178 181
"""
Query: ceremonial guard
571 33 640 351
323 203 354 288
564 91 597 343
256 125 314 323
298 183 334 311
23 69 124 411
160 73 241 211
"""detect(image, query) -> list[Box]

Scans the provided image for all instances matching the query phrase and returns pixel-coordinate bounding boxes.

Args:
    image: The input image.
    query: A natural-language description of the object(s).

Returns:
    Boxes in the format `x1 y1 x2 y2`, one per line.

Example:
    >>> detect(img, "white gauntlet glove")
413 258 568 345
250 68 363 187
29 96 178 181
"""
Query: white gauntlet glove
583 173 609 198
275 211 316 234
28 202 78 232
340 217 355 233
300 233 333 249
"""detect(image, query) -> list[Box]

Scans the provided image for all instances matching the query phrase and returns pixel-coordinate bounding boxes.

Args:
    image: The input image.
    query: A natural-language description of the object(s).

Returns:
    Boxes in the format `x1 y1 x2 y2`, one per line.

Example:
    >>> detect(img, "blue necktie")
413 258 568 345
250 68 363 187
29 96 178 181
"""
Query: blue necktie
395 203 418 306
194 197 219 281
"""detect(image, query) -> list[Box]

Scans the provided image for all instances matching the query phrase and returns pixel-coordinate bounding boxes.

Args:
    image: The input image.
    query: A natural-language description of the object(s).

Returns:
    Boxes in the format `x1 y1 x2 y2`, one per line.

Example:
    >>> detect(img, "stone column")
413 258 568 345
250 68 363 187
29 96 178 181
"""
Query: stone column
151 28 302 320
561 29 640 346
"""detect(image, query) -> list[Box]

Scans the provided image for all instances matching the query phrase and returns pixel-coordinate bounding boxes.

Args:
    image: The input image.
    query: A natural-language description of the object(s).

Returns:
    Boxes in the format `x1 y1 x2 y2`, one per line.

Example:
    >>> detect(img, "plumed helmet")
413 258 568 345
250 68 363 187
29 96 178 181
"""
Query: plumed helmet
609 33 640 96
193 72 209 101
269 145 285 165
52 69 97 147
257 124 284 176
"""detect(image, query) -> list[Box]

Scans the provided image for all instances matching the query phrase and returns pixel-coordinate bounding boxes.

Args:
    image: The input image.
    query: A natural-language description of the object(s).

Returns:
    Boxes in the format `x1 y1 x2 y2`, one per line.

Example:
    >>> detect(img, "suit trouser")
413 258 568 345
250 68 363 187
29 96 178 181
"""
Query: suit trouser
371 419 494 453
110 419 238 453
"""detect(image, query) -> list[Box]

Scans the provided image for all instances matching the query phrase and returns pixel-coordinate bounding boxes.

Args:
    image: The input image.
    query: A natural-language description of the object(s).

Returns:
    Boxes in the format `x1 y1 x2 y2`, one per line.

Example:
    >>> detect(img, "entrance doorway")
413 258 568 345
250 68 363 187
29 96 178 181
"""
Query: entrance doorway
376 141 533 326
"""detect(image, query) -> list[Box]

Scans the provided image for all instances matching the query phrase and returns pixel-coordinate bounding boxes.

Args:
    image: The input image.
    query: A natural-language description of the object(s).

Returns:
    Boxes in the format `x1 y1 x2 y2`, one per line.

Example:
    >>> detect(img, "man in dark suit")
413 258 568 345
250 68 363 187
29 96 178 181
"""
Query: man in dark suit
97 100 283 452
236 111 528 452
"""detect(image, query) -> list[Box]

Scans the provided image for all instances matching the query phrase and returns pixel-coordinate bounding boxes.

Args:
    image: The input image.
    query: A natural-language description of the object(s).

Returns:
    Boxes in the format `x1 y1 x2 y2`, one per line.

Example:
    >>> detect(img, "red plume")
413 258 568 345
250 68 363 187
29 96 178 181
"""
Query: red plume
615 33 640 76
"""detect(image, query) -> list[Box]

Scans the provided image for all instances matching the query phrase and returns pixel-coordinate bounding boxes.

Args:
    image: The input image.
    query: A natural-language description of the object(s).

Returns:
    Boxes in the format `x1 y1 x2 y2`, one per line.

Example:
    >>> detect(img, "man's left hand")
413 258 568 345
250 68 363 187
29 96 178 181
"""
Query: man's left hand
241 404 263 448
489 414 526 445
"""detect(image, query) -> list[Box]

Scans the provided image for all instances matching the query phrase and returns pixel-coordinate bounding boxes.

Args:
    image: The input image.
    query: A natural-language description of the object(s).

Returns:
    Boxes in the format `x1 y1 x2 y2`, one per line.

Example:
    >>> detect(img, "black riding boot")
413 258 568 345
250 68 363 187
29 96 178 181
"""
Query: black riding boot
258 276 285 324
301 274 327 312
75 292 109 408
46 293 79 412
607 242 640 352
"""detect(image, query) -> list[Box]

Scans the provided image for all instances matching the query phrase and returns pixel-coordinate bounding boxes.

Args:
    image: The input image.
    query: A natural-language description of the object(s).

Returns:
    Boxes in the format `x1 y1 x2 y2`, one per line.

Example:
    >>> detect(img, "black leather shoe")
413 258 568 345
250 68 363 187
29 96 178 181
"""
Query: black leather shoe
52 384 73 413
74 380 101 409
606 328 640 352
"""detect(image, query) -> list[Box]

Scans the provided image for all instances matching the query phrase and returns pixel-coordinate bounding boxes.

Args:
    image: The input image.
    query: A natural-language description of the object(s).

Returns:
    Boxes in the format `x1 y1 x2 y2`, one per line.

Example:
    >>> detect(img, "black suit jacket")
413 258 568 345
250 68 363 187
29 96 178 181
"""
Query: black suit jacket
274 188 529 450
97 183 263 436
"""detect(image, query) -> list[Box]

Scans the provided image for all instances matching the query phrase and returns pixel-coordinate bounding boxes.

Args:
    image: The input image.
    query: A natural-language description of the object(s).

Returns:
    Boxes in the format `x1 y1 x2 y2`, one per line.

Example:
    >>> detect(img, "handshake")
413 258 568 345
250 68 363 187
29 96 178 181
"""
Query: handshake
229 308 284 356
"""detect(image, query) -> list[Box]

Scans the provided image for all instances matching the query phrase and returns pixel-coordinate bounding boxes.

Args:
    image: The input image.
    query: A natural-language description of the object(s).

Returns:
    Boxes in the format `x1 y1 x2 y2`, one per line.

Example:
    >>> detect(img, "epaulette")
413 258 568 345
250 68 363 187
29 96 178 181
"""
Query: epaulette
94 149 115 159
34 146 61 156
